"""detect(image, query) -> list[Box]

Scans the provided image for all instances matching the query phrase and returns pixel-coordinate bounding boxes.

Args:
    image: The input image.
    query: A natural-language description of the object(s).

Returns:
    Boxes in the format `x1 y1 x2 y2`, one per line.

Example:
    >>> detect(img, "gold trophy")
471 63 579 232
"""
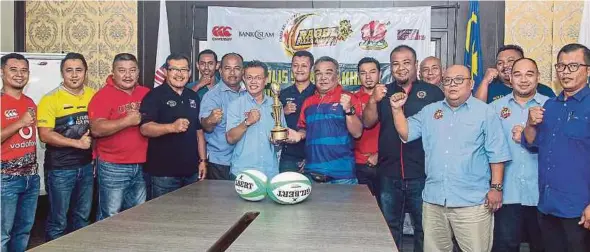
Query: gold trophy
270 82 288 142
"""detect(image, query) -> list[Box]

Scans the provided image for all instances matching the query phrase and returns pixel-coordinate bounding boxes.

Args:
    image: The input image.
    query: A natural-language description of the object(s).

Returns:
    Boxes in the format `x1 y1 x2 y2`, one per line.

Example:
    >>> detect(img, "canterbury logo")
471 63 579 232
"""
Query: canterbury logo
4 109 18 118
212 26 232 37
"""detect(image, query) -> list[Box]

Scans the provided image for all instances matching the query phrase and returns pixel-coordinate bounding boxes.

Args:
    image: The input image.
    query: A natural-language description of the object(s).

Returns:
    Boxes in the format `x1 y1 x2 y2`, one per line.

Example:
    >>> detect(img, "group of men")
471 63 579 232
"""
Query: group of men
1 42 589 252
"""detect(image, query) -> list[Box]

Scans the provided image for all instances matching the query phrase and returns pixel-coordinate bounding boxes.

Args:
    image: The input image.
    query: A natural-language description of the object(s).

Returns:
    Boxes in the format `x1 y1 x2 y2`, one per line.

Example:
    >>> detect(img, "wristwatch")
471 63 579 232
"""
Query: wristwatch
243 119 251 127
490 183 503 192
345 106 356 116
198 158 208 164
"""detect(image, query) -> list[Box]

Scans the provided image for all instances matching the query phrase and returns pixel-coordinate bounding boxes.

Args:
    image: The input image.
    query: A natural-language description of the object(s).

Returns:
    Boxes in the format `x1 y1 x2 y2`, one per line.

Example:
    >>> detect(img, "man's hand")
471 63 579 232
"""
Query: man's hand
194 76 212 90
207 108 223 126
367 153 378 167
284 101 297 115
124 109 142 126
578 204 590 230
511 125 524 143
527 106 545 127
19 110 35 128
340 94 352 113
245 109 261 126
485 189 503 212
286 128 302 143
482 68 499 85
371 84 387 103
76 130 92 150
198 162 207 181
170 118 190 133
389 92 408 110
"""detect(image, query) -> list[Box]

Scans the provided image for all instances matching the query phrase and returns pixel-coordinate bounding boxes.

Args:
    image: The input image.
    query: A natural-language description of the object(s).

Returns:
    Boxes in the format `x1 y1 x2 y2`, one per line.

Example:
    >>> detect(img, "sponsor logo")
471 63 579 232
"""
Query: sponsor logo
189 99 197 108
4 109 18 119
238 30 275 40
117 102 141 114
19 126 34 139
417 91 427 99
212 26 232 41
434 109 443 120
500 107 511 119
166 100 177 107
359 20 390 50
397 29 426 40
10 140 35 149
280 13 353 56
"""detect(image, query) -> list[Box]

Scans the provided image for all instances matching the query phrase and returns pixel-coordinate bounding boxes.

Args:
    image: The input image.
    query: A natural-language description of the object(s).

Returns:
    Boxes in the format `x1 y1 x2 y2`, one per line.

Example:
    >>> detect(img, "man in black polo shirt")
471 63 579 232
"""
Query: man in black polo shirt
140 54 207 199
278 50 315 173
363 45 444 252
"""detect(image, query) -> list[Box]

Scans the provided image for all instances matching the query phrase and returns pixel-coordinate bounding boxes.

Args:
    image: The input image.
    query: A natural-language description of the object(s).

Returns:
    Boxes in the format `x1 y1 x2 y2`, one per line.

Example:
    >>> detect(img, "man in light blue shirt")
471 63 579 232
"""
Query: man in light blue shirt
490 58 548 252
226 60 286 179
390 65 511 252
200 53 246 180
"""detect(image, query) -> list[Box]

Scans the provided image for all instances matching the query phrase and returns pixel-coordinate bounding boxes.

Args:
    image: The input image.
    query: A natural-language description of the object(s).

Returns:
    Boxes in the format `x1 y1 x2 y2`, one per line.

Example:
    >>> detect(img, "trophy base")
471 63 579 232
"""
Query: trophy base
271 127 288 142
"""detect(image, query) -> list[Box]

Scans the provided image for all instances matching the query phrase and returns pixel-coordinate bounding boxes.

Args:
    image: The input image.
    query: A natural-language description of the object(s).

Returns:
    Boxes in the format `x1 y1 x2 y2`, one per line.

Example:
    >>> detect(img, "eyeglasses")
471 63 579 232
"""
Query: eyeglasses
245 75 265 82
555 63 590 72
167 68 190 74
442 76 471 86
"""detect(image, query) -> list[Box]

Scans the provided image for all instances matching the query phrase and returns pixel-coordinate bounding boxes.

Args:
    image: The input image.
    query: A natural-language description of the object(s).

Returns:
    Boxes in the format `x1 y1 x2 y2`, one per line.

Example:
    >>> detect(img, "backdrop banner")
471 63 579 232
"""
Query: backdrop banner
208 6 431 90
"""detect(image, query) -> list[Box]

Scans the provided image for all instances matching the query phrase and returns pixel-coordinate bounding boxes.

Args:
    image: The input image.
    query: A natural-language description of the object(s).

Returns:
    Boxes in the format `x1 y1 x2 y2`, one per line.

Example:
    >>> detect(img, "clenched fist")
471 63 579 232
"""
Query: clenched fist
207 108 223 125
512 125 524 143
125 109 142 126
371 84 388 103
170 118 190 133
482 68 499 85
389 92 407 110
527 106 545 127
284 101 297 115
340 94 352 113
245 109 261 126
19 110 35 128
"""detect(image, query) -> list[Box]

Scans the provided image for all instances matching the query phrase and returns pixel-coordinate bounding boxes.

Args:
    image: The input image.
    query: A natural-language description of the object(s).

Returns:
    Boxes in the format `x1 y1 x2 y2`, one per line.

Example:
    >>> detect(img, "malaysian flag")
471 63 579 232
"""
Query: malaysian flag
154 0 170 87
154 63 167 87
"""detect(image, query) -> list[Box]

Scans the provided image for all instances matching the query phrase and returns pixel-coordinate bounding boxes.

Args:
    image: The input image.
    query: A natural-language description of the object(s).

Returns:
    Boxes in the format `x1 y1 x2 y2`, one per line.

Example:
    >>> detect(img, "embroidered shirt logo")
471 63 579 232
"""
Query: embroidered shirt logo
434 109 443 120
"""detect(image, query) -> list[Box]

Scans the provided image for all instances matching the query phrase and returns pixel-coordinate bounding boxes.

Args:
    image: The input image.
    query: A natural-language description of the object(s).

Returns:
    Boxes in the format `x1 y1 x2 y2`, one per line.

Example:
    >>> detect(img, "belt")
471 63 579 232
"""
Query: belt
306 172 335 183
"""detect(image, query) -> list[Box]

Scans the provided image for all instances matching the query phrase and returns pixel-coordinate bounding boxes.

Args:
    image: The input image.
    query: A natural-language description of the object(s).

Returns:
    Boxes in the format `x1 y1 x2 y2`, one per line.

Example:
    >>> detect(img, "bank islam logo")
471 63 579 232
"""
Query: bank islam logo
212 26 232 41
397 29 426 40
280 13 353 57
239 30 275 40
359 20 390 50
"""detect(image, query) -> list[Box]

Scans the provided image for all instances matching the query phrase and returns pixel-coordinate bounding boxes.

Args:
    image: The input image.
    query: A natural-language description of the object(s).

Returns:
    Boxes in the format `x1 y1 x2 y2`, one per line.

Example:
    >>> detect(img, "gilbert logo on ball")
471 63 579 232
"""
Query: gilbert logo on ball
267 172 312 205
234 170 268 201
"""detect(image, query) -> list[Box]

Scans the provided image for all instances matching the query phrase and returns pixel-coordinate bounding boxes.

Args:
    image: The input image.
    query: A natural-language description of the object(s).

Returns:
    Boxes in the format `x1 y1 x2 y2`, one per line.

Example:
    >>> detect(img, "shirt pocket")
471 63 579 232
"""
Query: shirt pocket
456 117 484 155
564 115 590 140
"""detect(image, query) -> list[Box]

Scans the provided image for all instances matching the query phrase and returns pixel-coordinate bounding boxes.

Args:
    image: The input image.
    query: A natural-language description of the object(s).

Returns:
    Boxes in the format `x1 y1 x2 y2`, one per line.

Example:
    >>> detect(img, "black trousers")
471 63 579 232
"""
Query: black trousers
206 162 231 180
538 210 590 252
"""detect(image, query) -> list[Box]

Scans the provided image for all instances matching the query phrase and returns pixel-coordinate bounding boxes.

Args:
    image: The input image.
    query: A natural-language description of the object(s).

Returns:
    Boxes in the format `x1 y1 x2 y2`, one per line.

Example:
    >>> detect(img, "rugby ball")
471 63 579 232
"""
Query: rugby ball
267 172 312 205
234 170 268 201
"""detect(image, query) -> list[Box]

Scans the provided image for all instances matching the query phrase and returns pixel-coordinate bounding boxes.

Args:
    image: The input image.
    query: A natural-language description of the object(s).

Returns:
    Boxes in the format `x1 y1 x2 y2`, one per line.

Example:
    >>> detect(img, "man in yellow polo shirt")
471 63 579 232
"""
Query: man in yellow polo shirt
37 52 96 241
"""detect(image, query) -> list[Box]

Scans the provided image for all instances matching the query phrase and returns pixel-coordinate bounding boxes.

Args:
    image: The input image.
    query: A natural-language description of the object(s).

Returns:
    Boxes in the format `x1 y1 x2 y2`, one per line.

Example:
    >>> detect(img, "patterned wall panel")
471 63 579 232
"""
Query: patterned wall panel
505 0 583 93
26 1 137 89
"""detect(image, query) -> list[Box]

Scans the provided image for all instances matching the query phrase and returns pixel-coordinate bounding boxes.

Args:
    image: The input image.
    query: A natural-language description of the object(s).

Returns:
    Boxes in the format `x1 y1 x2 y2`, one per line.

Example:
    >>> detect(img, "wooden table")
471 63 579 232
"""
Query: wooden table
30 181 396 252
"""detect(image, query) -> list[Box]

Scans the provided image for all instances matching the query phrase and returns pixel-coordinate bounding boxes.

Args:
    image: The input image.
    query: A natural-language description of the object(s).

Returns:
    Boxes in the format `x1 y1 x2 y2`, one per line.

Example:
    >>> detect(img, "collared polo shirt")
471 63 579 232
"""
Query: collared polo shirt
279 83 315 159
491 92 549 206
186 76 219 101
1 93 37 176
377 80 444 178
406 96 511 207
486 79 556 103
88 76 150 164
523 85 590 218
226 93 286 178
37 85 96 169
199 80 247 166
140 84 202 177
297 85 361 179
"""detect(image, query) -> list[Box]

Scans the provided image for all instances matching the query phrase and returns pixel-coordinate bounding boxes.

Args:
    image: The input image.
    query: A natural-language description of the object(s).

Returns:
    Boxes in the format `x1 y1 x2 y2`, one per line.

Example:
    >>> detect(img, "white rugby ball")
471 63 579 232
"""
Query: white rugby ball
234 170 268 201
267 172 312 205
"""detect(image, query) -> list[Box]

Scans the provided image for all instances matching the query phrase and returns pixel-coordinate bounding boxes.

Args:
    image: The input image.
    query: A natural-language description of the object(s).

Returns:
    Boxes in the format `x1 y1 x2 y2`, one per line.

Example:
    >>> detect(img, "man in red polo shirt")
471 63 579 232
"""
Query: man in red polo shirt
88 53 149 220
353 57 381 196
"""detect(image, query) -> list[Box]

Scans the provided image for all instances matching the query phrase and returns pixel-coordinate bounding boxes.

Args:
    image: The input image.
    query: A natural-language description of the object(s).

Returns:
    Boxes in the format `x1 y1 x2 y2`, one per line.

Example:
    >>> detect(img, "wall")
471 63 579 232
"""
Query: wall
0 0 15 52
25 1 138 89
505 0 584 92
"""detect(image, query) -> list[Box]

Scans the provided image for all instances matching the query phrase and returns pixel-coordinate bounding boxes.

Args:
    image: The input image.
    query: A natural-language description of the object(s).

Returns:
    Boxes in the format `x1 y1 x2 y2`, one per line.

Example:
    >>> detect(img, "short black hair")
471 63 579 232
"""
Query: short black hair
60 52 88 71
1 53 29 68
314 56 339 74
220 53 244 68
243 60 269 77
165 53 191 67
512 57 539 72
496 44 524 58
112 53 138 69
357 57 380 73
198 49 218 63
390 45 417 62
292 50 314 68
557 43 590 65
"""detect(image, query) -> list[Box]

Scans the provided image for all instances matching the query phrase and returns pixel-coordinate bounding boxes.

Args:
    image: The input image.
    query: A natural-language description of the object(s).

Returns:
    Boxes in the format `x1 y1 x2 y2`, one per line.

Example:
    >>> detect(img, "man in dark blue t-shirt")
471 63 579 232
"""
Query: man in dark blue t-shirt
475 44 556 103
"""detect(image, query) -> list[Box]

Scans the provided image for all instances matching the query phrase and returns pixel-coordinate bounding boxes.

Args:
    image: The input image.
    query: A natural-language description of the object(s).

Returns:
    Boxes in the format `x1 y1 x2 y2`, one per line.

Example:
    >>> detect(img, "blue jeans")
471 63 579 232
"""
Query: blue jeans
492 204 544 252
279 154 304 173
45 164 94 241
1 174 39 252
380 176 425 252
97 160 146 221
151 173 199 199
